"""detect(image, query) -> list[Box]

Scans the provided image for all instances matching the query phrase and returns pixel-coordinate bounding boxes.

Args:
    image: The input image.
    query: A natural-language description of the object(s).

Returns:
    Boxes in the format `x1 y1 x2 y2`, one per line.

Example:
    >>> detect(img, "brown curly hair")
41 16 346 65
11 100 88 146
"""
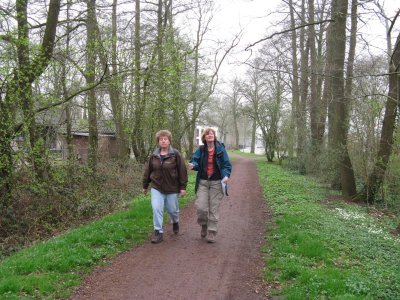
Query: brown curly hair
155 130 172 143
201 127 217 144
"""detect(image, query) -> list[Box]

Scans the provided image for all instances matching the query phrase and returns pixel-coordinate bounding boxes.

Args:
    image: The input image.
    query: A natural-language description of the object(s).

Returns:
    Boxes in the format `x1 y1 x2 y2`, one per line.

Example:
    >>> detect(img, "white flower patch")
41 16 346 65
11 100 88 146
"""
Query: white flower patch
334 208 400 244
334 208 366 220
367 227 383 235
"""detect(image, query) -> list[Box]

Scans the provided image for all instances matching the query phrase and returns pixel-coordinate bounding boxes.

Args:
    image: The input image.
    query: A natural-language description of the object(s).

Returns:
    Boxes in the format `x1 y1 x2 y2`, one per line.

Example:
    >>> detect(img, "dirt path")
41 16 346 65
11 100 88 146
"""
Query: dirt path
69 156 268 300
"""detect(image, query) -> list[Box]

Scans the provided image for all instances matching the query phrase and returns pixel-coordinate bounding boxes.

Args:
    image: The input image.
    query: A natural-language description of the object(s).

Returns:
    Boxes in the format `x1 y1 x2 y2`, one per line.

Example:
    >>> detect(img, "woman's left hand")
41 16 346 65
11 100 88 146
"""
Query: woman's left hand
179 190 186 197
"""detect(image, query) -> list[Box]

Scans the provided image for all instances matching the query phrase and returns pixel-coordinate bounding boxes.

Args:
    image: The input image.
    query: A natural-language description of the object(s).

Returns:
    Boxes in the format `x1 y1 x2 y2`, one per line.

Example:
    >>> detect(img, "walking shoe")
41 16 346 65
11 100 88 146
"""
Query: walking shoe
151 230 163 244
207 230 216 243
201 225 208 238
172 222 179 234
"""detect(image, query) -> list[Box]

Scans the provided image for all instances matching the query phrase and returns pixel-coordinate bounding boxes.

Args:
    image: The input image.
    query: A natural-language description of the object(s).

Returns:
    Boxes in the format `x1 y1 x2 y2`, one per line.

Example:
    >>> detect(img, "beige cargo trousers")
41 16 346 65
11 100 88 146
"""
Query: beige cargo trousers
195 179 224 232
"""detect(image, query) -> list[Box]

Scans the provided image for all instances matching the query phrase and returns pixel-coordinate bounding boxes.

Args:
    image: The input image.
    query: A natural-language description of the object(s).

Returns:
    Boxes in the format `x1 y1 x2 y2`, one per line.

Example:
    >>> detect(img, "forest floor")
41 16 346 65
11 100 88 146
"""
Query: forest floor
67 155 271 300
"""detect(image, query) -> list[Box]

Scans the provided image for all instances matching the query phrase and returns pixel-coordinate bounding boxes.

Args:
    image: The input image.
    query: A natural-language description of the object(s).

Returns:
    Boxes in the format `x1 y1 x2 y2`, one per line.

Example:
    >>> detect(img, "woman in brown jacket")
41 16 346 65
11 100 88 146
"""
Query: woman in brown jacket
143 130 188 244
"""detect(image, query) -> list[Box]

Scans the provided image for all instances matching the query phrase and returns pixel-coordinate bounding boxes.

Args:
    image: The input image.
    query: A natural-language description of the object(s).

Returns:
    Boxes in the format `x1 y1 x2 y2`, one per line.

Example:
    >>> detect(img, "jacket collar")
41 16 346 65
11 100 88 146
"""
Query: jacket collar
204 141 224 154
153 146 176 156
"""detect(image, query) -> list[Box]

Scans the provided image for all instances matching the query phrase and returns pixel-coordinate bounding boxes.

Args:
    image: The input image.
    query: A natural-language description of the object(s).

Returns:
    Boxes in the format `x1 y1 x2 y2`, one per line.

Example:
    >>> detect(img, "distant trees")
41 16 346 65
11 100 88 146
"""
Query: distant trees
243 0 399 206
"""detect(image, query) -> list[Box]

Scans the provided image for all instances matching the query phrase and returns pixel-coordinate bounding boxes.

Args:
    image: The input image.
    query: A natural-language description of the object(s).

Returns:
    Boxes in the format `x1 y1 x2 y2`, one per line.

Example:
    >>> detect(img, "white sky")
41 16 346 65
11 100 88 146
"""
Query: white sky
182 0 400 83
209 0 282 81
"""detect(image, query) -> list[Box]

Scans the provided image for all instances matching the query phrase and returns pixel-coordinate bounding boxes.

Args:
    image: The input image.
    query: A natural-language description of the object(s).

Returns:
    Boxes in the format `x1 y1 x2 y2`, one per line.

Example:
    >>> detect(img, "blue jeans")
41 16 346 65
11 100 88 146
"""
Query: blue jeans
151 188 179 233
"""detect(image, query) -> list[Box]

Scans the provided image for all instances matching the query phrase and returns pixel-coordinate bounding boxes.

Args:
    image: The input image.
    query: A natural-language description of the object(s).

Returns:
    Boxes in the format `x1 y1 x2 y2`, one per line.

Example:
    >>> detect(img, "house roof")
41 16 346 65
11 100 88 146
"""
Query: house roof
60 119 116 136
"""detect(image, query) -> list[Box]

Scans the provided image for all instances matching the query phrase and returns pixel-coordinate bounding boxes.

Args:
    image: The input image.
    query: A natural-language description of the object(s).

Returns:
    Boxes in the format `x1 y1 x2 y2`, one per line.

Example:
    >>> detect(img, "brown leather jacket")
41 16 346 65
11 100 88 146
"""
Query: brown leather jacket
143 147 188 194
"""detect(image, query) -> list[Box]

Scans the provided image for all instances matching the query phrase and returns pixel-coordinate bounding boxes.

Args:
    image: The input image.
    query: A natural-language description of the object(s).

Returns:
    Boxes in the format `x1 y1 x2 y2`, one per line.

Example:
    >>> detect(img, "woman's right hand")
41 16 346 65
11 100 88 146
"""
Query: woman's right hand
188 162 194 170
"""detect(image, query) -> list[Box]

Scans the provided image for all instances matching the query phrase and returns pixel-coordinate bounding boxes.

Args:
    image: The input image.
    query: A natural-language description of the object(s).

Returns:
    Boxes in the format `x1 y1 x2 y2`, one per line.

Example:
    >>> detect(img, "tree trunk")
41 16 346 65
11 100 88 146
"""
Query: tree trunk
0 0 61 204
187 11 201 158
63 1 74 162
298 0 309 174
308 0 320 153
340 0 358 197
166 0 185 150
288 0 300 159
87 0 98 172
316 0 328 143
330 0 356 197
111 0 129 159
365 32 400 202
232 83 241 150
131 0 148 163
17 0 49 180
0 108 13 209
250 117 256 154
156 0 166 129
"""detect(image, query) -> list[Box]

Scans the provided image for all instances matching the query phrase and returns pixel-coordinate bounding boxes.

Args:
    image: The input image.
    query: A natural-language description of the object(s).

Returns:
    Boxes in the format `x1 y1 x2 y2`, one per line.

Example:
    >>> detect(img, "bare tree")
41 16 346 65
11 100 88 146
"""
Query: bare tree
184 0 239 158
86 0 99 172
298 0 309 174
288 0 300 159
330 0 357 196
228 78 243 150
364 14 400 202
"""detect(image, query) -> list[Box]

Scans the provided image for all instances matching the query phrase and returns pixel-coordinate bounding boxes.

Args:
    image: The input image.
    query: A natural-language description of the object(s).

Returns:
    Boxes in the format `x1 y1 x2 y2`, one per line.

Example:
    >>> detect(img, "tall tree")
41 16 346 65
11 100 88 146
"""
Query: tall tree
308 0 319 152
62 0 74 162
0 0 61 206
131 0 147 162
288 0 300 159
185 0 238 157
86 0 99 172
365 20 400 202
92 0 129 160
241 58 266 155
228 78 242 150
330 0 356 196
298 0 309 174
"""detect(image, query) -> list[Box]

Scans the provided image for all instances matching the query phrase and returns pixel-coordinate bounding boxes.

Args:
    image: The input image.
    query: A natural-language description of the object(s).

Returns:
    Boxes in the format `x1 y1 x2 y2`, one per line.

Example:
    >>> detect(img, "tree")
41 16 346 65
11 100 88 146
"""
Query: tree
227 78 242 150
298 0 309 174
329 0 357 196
288 0 300 159
183 0 239 157
86 0 99 173
0 0 61 207
365 23 400 202
241 58 266 155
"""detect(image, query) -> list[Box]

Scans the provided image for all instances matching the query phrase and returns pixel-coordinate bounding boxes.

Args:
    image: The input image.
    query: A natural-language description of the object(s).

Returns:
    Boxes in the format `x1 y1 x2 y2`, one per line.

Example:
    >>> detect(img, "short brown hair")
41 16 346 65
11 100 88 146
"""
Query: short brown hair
155 130 172 143
201 127 217 144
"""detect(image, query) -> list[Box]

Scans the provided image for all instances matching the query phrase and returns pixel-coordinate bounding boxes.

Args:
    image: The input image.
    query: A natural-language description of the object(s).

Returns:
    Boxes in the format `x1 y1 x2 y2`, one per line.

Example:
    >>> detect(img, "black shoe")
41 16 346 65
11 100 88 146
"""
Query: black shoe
172 222 179 234
151 230 163 244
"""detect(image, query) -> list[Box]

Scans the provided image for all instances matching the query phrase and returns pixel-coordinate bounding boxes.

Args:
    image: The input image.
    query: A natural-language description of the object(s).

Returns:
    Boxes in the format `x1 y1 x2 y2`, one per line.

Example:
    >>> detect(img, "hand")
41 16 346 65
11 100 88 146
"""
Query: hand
222 176 229 183
179 190 186 197
188 163 194 170
143 188 148 195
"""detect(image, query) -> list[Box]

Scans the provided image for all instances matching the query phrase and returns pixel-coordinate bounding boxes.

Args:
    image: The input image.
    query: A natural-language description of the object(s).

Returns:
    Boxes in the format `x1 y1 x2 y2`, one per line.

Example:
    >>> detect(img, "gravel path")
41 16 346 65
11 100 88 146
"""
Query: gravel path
68 155 269 300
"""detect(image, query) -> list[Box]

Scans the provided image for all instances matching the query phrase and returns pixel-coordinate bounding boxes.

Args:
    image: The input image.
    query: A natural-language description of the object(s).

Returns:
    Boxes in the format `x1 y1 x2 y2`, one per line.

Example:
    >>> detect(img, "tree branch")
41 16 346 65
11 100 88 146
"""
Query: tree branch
245 19 334 51
13 65 108 135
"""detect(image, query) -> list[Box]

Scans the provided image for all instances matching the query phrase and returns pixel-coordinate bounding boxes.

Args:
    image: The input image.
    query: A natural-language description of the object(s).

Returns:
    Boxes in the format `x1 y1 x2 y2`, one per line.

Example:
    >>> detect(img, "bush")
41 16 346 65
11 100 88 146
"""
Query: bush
0 160 143 259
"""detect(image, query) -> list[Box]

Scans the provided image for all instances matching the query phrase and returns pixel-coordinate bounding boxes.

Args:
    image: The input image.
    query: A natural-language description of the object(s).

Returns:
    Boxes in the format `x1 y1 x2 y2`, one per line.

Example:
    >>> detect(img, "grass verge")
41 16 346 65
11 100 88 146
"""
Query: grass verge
258 162 400 299
0 173 196 299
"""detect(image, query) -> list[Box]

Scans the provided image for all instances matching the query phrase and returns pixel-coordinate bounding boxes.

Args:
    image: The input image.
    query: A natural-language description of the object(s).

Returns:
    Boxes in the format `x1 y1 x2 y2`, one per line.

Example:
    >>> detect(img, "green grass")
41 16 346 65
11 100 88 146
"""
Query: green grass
0 173 196 299
258 162 400 299
229 149 265 159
